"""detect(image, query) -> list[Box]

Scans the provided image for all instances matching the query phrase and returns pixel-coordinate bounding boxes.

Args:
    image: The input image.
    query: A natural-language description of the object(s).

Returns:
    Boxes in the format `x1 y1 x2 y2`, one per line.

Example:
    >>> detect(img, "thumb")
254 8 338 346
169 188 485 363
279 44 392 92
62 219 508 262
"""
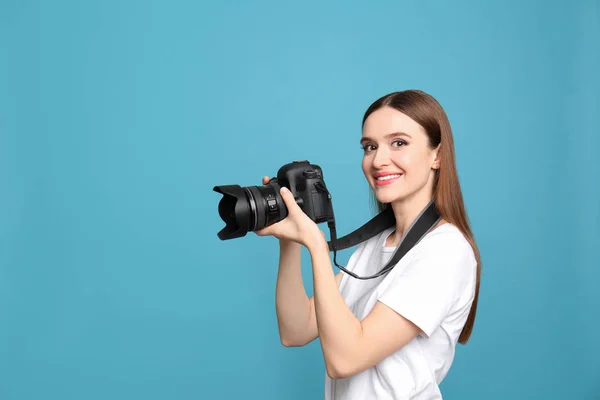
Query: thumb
280 187 300 215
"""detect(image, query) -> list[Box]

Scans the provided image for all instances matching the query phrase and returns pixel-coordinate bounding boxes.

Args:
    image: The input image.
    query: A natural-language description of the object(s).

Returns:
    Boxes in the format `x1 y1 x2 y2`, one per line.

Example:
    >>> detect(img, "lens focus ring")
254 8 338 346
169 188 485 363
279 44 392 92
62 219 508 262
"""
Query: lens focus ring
243 187 258 231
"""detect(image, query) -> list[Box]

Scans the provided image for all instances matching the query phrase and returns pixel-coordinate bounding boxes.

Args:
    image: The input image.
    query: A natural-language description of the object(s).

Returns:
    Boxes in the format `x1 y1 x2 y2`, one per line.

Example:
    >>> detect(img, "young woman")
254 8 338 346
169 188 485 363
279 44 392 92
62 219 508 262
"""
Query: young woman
256 90 481 399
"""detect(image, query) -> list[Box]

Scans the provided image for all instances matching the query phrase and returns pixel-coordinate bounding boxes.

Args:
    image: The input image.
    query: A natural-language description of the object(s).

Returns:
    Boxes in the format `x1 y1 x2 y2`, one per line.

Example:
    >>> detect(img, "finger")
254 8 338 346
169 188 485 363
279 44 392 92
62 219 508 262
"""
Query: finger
262 176 270 185
255 220 283 235
280 187 300 215
254 226 271 236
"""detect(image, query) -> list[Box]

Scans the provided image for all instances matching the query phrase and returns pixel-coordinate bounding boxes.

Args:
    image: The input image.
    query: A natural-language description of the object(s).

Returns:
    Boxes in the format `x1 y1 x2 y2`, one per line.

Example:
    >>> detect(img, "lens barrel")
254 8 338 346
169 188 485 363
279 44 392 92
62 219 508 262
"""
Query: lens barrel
213 183 286 240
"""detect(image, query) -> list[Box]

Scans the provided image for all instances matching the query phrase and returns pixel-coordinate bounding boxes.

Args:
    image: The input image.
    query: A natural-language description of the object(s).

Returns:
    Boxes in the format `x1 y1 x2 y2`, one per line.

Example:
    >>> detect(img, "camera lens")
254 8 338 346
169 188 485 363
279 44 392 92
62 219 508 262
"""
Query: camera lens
213 183 288 240
242 187 260 231
244 184 285 231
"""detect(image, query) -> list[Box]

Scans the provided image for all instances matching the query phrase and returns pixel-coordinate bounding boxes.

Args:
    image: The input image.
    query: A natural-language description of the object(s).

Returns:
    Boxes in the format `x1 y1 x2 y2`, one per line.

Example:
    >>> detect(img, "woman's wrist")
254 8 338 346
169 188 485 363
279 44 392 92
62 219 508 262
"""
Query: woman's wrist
279 238 300 249
306 230 329 255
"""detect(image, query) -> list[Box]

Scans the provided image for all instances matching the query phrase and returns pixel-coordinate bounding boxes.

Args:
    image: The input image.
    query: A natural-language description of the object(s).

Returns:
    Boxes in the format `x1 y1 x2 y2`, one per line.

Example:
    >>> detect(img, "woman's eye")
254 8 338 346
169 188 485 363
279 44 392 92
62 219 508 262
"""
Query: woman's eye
361 144 376 152
362 140 406 152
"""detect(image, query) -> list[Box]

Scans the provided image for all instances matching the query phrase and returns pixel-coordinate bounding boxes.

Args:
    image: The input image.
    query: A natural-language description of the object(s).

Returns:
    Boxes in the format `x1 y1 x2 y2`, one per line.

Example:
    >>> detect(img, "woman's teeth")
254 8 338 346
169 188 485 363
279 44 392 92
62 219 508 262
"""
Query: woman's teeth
376 174 401 181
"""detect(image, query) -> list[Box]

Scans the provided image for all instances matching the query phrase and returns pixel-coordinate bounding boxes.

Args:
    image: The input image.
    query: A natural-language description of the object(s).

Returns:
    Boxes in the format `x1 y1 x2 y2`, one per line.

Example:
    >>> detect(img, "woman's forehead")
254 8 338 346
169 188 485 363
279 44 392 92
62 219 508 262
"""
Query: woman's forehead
362 107 425 139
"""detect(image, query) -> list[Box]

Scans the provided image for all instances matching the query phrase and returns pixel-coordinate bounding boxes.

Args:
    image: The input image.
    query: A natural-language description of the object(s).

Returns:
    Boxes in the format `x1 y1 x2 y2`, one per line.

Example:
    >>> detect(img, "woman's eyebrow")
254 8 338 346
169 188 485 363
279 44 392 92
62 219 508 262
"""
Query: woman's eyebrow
360 132 412 145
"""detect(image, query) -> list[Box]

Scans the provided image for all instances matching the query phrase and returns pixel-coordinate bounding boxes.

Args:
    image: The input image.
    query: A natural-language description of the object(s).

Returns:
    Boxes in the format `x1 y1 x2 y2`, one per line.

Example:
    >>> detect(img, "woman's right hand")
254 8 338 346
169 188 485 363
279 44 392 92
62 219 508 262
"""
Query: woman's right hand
256 176 310 247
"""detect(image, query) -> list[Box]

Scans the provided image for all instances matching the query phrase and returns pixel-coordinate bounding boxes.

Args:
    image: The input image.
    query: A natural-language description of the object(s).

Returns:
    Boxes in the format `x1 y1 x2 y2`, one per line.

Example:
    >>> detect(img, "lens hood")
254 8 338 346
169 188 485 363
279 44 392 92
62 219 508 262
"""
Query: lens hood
212 185 253 240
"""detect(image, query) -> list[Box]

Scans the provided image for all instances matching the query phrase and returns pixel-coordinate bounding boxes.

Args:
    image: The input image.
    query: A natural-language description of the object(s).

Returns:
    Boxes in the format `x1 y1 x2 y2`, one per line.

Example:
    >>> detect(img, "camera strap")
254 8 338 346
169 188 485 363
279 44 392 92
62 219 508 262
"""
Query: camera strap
315 183 441 280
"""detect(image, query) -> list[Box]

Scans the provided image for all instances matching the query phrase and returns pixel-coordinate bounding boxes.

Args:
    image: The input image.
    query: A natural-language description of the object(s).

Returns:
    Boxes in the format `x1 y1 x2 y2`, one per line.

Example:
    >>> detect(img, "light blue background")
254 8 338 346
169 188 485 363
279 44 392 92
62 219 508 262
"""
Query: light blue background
1 1 598 399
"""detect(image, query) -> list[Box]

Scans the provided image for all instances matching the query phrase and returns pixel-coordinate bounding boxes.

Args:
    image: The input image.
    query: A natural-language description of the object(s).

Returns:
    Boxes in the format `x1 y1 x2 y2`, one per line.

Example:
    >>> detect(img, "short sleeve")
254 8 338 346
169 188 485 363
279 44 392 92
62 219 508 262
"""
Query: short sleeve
377 232 474 338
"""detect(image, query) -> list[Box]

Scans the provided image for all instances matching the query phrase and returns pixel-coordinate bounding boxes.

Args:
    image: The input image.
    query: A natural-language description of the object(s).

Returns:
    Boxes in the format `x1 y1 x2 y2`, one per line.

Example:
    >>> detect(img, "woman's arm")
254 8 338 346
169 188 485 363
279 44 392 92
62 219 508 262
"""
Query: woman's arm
307 239 421 380
275 239 343 347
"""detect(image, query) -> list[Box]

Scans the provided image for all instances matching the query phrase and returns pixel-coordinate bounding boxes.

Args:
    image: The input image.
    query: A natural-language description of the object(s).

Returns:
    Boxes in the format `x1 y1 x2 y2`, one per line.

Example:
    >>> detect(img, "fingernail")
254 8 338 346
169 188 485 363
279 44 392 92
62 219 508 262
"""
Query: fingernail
281 187 288 194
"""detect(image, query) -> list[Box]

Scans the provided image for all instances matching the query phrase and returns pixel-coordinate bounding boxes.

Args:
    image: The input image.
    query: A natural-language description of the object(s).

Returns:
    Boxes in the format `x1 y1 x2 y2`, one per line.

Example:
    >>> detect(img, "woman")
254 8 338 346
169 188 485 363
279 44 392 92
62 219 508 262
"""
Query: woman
256 90 481 399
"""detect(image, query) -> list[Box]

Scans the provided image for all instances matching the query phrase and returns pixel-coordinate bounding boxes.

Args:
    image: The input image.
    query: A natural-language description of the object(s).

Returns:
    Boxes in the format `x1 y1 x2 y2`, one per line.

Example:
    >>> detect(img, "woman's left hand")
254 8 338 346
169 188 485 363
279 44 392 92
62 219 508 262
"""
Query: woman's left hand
255 186 326 250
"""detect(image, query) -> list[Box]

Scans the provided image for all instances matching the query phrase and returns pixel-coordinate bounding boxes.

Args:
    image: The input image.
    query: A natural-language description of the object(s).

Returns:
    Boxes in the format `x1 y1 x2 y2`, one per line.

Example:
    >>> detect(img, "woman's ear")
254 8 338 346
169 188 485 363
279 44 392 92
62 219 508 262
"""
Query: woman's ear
432 144 441 170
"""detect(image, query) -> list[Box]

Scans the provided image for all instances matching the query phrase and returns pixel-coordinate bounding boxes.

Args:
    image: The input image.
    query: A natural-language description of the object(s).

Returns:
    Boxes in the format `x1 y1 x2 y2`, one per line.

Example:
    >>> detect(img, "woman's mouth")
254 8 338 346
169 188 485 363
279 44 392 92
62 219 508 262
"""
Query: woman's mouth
374 173 402 186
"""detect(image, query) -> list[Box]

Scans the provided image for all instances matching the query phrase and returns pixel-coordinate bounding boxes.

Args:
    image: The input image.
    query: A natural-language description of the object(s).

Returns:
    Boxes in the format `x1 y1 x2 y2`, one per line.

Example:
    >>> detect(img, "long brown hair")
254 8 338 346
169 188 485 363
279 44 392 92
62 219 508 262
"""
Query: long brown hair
362 90 481 344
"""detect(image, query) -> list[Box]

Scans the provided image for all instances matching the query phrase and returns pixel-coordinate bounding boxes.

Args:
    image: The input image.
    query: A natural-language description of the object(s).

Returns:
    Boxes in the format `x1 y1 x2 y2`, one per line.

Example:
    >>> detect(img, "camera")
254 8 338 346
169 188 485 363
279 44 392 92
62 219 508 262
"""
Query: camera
213 160 332 240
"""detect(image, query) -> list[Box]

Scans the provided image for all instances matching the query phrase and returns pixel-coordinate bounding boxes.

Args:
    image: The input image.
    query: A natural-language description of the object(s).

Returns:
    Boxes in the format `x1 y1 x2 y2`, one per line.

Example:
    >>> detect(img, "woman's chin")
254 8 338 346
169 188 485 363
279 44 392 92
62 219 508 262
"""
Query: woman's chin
374 188 406 205
369 182 405 204
375 193 399 204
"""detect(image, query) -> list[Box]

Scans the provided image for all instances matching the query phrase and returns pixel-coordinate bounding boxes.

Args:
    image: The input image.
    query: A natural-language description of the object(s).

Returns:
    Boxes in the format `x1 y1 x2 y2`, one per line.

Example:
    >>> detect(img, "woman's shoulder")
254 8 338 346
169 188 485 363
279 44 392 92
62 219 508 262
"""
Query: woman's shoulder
418 222 475 261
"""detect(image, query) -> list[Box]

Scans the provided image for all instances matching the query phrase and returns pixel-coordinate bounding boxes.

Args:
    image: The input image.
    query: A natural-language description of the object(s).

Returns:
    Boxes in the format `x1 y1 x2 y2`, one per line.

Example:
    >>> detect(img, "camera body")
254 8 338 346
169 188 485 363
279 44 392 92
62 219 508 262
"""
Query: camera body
213 160 331 240
270 160 330 223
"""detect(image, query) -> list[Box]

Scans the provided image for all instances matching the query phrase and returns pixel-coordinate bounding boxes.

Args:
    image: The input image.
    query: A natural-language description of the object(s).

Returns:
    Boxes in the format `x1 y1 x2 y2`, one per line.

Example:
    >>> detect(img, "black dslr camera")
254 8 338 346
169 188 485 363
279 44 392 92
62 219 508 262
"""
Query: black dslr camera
213 160 332 240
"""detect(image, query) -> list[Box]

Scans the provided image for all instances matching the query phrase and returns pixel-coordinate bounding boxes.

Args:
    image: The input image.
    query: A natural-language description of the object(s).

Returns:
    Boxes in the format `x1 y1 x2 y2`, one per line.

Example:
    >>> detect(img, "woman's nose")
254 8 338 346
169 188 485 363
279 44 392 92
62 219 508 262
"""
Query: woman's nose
372 149 391 168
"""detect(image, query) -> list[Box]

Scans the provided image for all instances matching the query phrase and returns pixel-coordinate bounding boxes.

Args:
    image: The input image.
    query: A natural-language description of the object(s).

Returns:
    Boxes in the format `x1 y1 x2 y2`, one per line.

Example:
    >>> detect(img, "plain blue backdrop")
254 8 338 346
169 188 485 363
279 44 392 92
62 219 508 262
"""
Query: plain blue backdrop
1 1 598 399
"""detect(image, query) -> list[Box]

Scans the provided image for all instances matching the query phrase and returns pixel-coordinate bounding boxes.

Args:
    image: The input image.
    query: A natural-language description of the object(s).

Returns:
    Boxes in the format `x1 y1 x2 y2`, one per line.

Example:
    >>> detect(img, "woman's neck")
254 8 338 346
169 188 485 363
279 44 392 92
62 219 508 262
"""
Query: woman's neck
386 192 439 247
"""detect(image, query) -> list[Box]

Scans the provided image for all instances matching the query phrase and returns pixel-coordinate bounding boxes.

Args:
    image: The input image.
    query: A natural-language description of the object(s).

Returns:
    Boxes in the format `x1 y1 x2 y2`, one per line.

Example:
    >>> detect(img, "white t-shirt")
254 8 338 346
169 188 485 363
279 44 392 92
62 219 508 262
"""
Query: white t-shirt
324 223 477 400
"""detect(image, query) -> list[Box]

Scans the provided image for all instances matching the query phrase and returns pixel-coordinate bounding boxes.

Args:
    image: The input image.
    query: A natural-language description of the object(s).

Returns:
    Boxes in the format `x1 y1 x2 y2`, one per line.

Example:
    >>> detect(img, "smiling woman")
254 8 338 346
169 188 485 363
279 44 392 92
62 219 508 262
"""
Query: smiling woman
255 89 481 400
358 90 481 342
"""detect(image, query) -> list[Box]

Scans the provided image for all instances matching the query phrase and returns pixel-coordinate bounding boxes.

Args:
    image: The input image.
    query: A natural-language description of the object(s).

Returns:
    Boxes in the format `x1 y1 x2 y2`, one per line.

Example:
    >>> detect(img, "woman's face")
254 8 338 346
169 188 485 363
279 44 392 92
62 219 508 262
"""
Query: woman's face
361 106 439 205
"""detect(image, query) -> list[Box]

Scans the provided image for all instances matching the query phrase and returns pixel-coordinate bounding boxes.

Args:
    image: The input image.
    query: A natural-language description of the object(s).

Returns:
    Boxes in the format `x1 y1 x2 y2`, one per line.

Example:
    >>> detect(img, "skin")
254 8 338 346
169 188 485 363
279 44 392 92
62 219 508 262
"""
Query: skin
255 106 446 380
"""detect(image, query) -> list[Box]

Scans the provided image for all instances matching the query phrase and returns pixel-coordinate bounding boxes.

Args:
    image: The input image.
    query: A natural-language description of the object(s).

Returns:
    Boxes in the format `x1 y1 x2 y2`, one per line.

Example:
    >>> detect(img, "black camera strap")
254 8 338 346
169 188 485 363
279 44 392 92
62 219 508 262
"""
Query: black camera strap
314 182 441 280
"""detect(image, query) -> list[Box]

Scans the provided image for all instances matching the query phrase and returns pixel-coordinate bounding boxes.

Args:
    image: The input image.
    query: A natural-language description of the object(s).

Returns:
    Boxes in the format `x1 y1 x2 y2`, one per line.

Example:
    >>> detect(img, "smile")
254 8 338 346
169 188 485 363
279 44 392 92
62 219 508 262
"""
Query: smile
374 174 402 186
